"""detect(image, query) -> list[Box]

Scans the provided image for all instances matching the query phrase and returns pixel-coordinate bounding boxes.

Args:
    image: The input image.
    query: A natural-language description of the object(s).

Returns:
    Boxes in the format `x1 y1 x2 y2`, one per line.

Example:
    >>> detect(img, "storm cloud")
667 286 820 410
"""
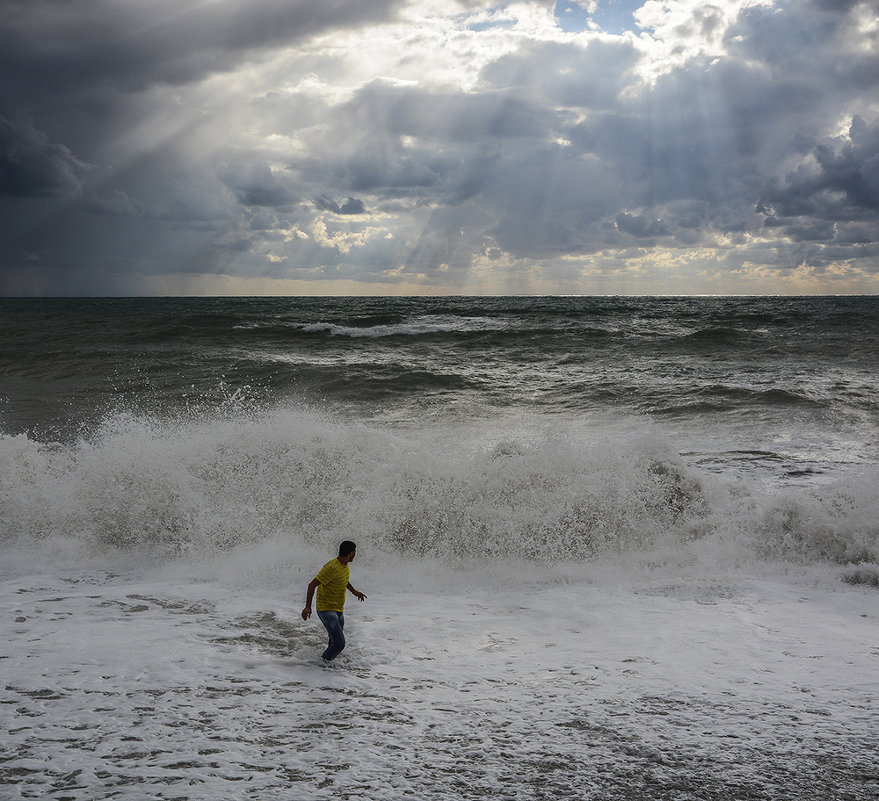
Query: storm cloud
2 0 877 295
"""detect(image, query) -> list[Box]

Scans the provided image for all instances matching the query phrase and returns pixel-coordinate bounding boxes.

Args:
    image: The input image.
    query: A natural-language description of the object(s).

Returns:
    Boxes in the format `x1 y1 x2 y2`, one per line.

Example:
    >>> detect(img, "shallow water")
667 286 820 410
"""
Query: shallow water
3 564 876 800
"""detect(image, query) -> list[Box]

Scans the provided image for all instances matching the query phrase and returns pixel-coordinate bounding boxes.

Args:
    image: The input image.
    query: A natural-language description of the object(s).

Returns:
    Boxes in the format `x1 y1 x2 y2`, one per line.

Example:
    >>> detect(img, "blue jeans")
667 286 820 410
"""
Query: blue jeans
316 610 345 661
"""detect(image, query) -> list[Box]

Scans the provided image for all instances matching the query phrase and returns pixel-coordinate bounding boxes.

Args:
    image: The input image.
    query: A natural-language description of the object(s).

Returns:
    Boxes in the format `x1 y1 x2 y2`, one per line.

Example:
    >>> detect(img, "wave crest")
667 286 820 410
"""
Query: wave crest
299 315 510 339
1 409 876 571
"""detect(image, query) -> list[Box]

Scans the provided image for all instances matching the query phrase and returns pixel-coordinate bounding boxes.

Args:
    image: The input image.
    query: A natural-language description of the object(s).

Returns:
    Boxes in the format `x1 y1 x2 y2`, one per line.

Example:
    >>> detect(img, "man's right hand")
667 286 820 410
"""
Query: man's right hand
301 607 312 621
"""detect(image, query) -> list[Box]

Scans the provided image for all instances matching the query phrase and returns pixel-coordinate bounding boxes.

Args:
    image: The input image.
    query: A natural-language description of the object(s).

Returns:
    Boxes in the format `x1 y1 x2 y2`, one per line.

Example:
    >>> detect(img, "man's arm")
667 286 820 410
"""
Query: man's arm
301 577 321 620
347 582 367 602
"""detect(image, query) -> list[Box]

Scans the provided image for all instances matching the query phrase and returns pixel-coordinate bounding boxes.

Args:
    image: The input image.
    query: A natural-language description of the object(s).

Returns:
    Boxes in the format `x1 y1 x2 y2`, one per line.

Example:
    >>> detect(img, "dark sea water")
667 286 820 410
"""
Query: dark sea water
3 295 878 438
2 296 878 801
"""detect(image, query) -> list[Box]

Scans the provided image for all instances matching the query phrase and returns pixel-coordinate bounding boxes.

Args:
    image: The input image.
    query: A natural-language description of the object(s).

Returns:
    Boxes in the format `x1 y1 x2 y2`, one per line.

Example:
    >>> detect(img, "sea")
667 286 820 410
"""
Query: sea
1 295 877 800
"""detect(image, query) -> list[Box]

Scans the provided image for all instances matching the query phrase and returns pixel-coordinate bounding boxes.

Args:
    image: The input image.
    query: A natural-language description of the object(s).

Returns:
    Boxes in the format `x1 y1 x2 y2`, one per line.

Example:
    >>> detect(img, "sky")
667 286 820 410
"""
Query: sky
1 0 878 296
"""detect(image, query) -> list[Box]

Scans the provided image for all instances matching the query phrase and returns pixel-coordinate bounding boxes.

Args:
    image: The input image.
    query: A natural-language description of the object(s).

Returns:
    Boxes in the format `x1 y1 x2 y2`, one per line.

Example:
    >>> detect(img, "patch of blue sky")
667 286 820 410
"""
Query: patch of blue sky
554 0 591 33
467 18 517 32
554 0 644 35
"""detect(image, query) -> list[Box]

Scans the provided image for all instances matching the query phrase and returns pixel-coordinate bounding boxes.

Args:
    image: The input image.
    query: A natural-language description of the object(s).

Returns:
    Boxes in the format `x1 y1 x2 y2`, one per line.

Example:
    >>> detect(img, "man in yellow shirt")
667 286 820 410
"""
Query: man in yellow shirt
301 541 367 662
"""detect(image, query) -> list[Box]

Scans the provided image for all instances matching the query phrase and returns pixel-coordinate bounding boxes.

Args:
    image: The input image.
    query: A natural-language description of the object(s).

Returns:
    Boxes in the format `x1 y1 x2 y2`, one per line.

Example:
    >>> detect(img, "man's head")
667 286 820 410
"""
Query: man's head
338 540 357 561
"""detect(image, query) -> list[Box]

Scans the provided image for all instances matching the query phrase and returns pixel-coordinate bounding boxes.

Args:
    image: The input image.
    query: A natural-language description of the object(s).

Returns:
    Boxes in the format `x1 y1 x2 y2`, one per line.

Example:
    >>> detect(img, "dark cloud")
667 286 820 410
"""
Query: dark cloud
0 0 406 167
812 117 879 212
315 196 367 215
615 213 670 239
292 81 553 203
727 0 878 98
0 115 85 197
0 0 405 102
340 81 552 144
759 117 879 241
220 161 298 208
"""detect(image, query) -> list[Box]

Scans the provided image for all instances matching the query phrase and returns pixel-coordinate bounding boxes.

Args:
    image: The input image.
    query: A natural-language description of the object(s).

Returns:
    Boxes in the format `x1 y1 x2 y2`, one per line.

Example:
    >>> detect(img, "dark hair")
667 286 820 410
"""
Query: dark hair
338 540 356 557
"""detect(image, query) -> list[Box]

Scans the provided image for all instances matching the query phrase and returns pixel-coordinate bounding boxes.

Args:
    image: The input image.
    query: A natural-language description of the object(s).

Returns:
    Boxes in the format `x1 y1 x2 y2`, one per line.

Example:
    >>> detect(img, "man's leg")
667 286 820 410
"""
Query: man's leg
316 610 346 661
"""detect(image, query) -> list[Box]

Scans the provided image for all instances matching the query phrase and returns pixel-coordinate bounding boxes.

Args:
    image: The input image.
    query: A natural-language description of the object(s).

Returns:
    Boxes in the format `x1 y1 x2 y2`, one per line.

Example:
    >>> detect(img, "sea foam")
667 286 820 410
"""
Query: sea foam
2 406 876 576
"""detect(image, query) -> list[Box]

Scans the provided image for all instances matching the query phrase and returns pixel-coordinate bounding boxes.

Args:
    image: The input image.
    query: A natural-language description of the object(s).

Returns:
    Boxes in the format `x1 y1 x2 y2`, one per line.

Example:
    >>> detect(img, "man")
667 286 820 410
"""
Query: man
301 540 367 662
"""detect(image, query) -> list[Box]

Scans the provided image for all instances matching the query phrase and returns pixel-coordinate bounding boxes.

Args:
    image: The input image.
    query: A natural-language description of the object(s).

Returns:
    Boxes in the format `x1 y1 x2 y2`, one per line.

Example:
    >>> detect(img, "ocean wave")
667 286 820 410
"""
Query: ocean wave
297 315 511 338
2 409 876 573
686 326 744 342
697 385 823 408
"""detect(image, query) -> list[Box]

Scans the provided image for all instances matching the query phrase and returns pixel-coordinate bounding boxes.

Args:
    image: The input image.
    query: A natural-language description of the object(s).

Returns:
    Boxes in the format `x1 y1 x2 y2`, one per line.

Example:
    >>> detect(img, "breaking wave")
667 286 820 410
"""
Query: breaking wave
2 407 876 575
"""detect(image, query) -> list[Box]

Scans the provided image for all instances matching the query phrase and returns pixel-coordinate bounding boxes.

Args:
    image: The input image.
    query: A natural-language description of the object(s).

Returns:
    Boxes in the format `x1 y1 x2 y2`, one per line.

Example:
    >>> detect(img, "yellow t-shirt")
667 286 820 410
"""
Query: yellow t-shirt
315 558 350 612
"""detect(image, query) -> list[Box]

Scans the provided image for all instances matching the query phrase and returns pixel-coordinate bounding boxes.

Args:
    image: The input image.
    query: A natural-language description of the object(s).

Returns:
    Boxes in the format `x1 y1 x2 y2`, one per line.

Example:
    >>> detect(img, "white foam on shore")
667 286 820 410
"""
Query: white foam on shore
2 555 877 800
